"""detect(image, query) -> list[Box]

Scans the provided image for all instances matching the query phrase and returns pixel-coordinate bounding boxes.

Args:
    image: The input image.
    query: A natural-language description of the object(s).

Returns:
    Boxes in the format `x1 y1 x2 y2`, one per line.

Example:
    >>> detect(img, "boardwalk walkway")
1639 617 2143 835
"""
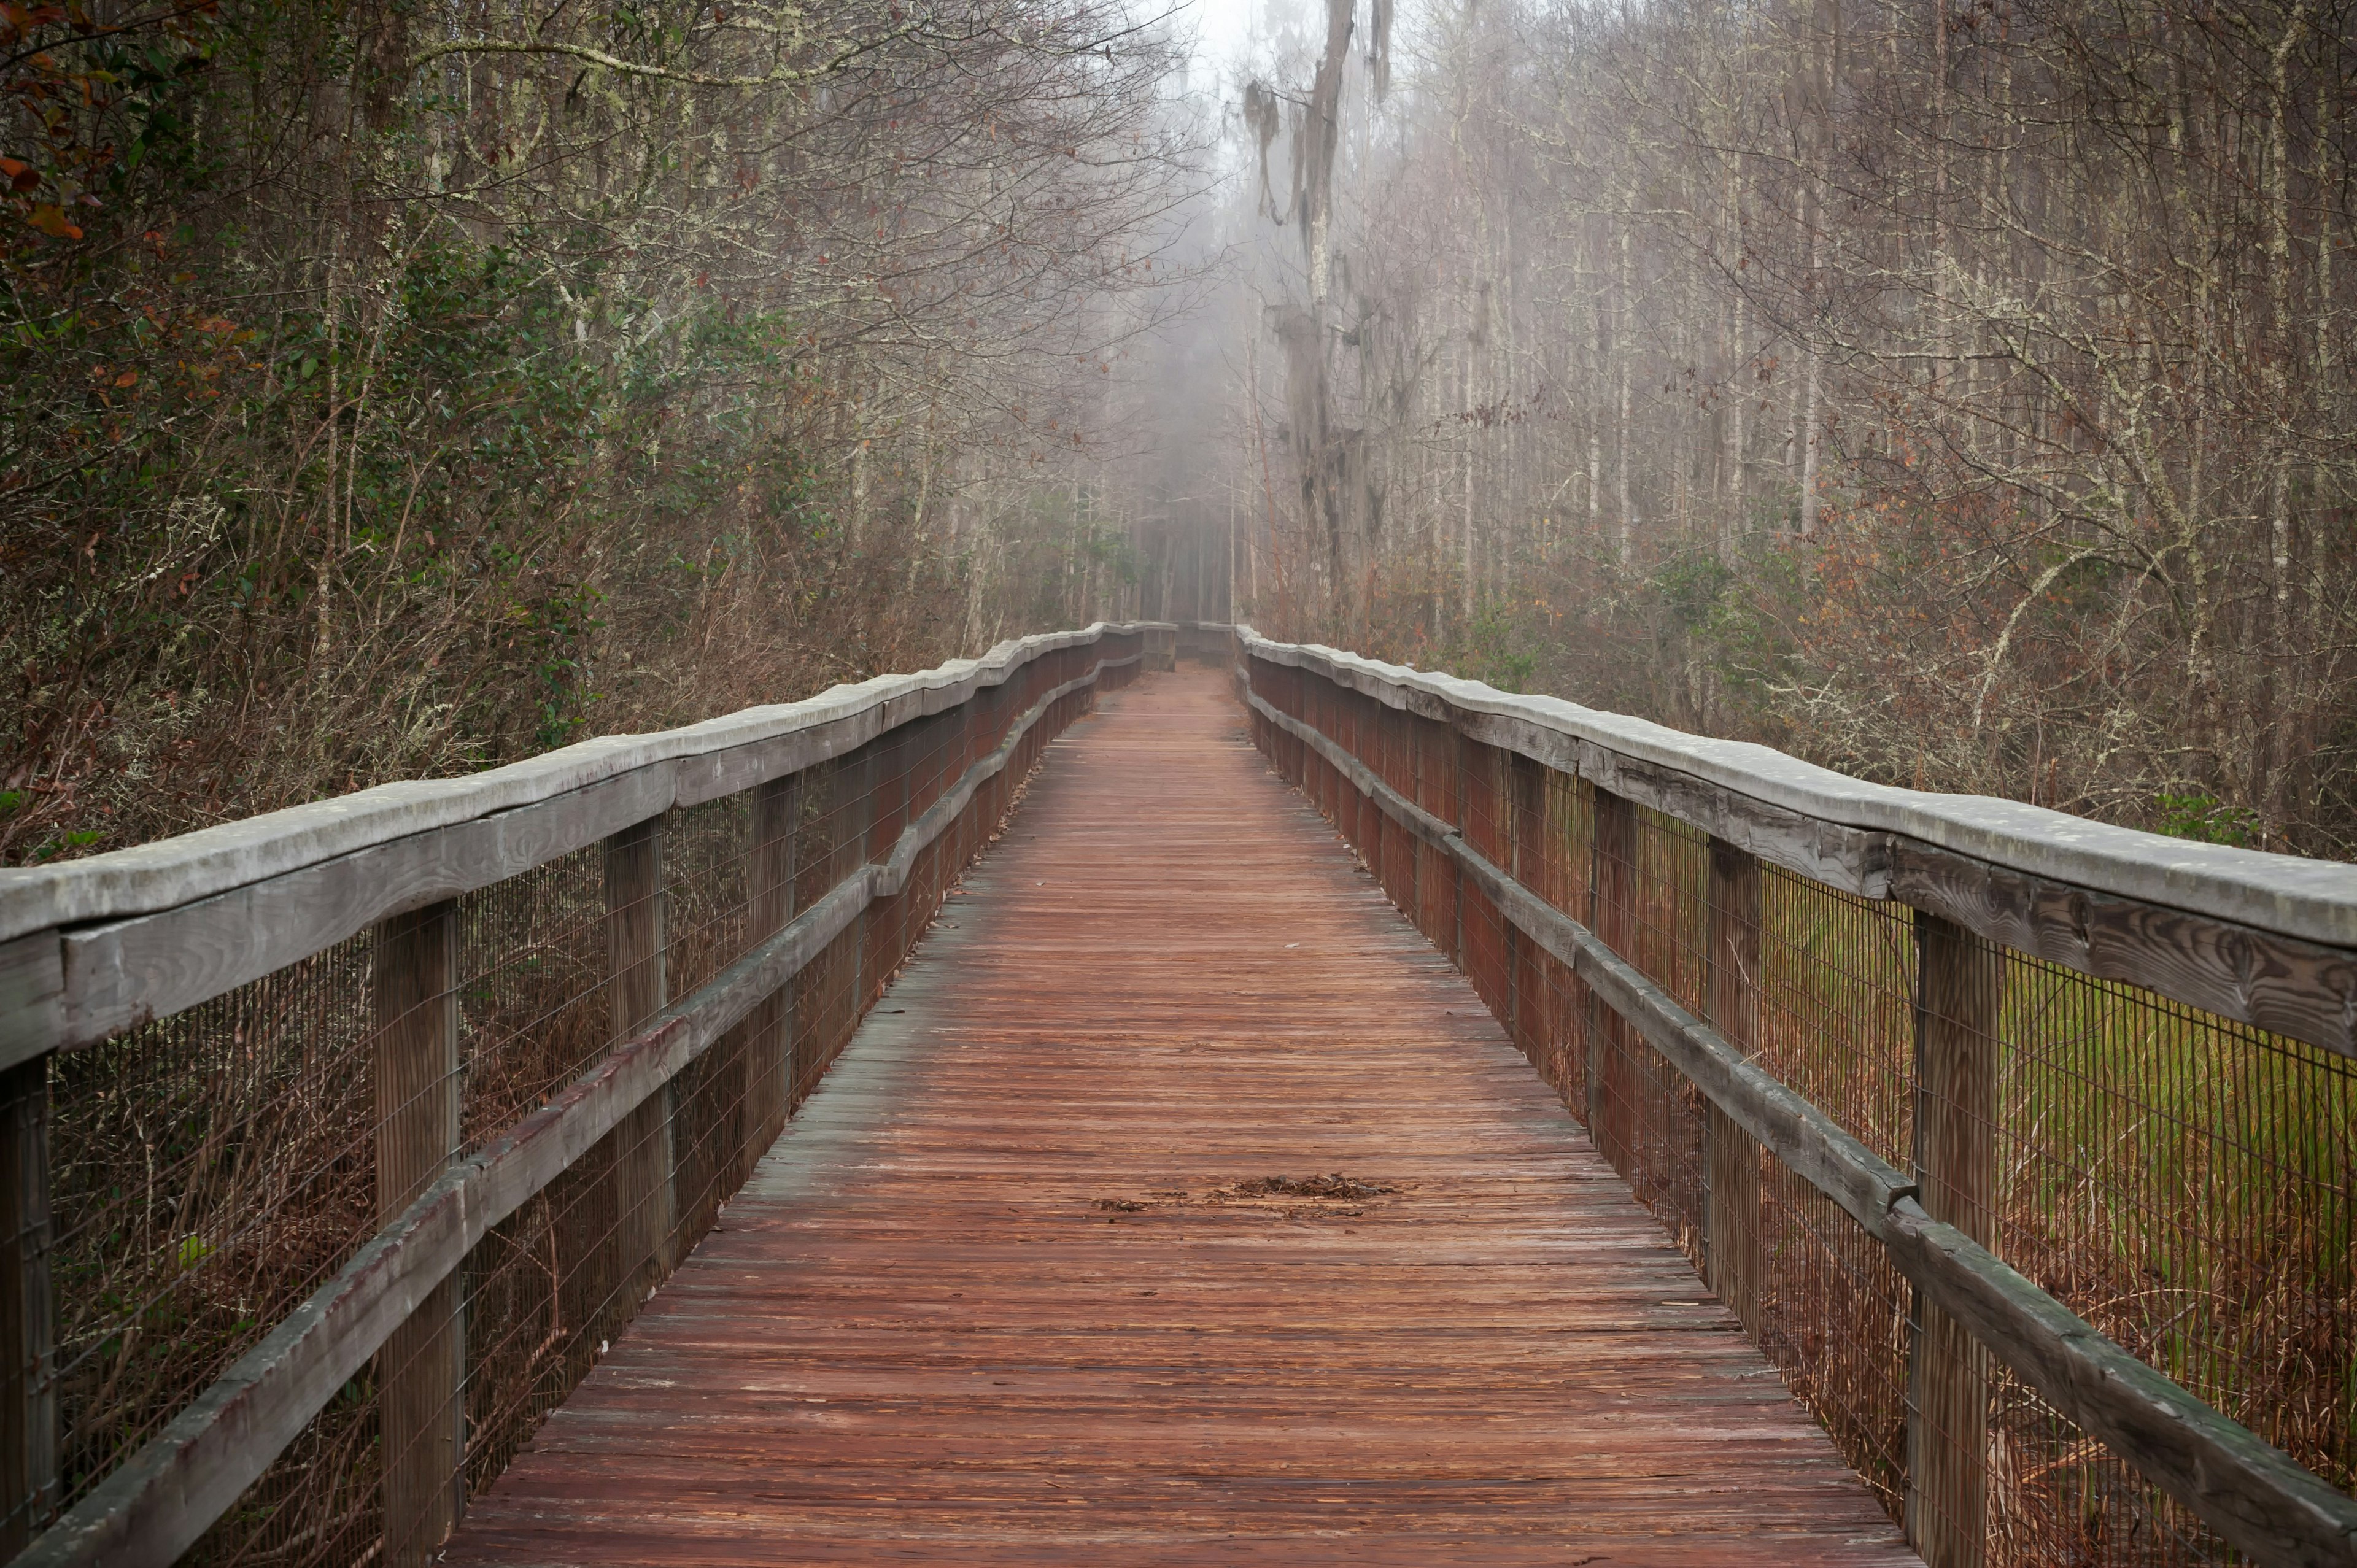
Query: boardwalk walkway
444 667 1916 1566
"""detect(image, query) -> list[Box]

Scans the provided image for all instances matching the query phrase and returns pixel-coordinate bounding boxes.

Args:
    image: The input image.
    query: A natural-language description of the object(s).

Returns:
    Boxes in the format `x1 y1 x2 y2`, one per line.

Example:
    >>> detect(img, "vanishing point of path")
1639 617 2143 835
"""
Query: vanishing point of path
444 665 1918 1566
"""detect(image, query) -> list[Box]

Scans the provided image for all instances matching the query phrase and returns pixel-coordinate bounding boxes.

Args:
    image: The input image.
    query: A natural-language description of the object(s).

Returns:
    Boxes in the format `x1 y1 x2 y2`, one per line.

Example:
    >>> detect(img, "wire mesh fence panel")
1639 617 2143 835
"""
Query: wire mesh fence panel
1756 1161 1914 1521
455 849 613 1153
1531 771 1597 1105
462 1148 614 1497
665 798 753 1005
1456 739 1514 1027
187 1391 383 1567
665 796 754 1260
1414 714 1461 964
444 847 618 1555
6 629 1144 1567
1247 647 2357 1568
1968 945 2355 1566
1586 801 1712 1265
670 1016 751 1268
48 934 381 1547
1743 864 1919 1531
1754 868 1918 1173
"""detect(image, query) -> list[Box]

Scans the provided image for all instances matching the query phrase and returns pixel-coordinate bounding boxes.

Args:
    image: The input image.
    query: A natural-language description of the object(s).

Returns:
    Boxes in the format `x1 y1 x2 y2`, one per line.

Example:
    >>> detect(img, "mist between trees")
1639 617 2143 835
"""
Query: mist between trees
1136 0 2353 856
6 0 2353 865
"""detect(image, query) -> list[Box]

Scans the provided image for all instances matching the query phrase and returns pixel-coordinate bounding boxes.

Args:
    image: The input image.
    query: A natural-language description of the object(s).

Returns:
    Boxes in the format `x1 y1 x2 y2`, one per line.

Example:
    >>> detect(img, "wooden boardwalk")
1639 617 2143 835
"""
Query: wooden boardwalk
444 666 1916 1566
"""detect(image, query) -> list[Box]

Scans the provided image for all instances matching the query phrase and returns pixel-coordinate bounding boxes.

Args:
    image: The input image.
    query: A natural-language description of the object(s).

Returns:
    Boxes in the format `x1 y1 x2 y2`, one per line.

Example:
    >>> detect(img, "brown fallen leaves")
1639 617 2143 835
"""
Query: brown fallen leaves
1093 1173 1403 1221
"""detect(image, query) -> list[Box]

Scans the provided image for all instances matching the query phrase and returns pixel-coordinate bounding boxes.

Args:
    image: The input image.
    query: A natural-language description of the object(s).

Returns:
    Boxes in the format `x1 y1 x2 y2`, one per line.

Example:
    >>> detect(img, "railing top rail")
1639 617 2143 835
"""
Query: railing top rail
1240 626 2357 952
0 623 1172 949
7 624 1159 1566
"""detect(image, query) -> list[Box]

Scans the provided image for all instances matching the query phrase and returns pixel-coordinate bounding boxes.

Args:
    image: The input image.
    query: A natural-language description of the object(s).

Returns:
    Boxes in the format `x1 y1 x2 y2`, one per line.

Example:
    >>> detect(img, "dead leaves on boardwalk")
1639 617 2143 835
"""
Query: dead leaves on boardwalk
1094 1173 1403 1222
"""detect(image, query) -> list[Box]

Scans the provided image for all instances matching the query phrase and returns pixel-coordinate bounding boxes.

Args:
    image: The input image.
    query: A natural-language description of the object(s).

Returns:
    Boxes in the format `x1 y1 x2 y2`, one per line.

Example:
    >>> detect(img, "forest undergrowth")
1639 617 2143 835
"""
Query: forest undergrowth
0 0 1194 867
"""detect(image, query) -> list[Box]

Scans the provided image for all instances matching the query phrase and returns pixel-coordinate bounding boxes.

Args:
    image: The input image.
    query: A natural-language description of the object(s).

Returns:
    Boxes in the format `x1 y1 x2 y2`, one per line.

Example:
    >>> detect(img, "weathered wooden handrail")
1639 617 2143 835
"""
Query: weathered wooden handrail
0 626 1172 1065
0 622 1173 1565
1234 624 2357 1568
1239 631 2357 1057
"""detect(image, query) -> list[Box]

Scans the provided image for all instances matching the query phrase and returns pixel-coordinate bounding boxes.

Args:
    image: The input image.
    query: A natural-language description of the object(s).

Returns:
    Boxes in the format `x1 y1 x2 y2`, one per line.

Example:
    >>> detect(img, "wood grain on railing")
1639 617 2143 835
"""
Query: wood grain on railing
373 900 462 1567
1705 841 1763 1341
1244 631 2357 1060
0 628 1150 1067
1908 913 2002 1568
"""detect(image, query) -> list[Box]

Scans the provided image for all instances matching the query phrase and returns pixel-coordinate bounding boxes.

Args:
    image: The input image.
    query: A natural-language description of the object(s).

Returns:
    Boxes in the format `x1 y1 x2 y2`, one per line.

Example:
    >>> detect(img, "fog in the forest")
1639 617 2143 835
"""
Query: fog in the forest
4 0 2352 859
1071 0 2357 855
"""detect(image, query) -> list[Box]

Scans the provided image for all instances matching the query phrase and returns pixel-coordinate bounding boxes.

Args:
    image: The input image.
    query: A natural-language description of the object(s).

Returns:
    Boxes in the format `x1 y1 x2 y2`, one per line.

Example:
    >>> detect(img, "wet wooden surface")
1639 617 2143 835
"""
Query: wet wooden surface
444 665 1918 1566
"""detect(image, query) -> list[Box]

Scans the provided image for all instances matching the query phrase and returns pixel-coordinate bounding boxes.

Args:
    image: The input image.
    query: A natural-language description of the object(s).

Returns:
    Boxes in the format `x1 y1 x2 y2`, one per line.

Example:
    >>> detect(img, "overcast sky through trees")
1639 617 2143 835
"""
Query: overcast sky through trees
1096 0 2357 855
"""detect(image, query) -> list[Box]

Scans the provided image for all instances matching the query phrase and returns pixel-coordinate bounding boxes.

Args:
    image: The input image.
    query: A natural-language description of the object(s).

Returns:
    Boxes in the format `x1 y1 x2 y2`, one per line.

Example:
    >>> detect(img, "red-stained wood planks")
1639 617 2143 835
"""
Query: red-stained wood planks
443 666 1917 1566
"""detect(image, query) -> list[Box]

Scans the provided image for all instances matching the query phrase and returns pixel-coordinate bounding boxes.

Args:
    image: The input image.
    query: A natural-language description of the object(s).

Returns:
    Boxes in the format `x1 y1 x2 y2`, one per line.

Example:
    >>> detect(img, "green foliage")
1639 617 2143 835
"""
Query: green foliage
1451 606 1539 693
1649 550 1735 633
2153 793 2262 848
26 829 103 862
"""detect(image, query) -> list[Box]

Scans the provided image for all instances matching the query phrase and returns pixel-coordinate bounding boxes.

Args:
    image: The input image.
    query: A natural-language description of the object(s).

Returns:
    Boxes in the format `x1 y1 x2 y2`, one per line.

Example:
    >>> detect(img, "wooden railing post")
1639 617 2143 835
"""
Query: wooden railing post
1908 911 2000 1568
879 724 912 992
374 899 462 1565
746 774 801 1153
1377 705 1401 905
606 817 672 1296
850 745 877 1018
0 1050 52 1558
1506 753 1546 1070
1705 841 1763 1337
1587 788 1638 1134
1444 725 1469 965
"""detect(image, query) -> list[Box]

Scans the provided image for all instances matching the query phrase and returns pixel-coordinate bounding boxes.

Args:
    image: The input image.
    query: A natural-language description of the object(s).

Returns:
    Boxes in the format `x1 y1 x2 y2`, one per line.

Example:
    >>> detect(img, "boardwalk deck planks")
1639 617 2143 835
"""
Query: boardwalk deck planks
440 668 1918 1567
